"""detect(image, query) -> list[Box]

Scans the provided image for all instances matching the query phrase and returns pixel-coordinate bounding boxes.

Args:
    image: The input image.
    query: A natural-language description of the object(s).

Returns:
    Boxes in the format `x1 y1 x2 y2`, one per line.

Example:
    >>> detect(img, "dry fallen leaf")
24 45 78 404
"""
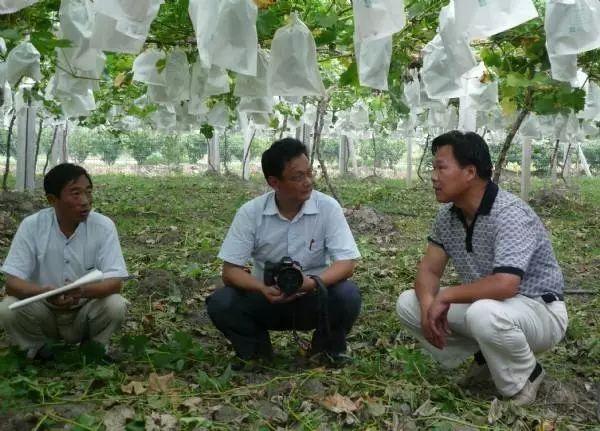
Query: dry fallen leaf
366 398 386 417
412 399 438 417
145 412 178 431
182 397 203 413
103 405 135 431
148 372 174 394
114 72 127 88
319 393 360 414
535 420 557 431
121 380 146 395
299 400 313 413
212 404 247 423
253 400 288 424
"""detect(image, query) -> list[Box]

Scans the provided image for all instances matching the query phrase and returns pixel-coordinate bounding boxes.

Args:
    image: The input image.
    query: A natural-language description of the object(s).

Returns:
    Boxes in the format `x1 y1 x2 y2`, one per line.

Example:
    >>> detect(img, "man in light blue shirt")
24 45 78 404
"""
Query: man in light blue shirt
208 138 361 366
0 164 128 360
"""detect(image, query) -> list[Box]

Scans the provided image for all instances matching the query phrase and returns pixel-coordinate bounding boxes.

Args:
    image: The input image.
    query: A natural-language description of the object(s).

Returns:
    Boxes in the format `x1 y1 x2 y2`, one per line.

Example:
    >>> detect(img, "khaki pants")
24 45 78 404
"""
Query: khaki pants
396 290 568 396
0 294 127 359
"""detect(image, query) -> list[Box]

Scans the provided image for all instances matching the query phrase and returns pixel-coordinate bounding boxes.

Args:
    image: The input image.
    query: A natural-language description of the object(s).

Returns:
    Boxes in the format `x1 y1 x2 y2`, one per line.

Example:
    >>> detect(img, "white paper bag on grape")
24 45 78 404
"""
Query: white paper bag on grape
355 35 392 90
545 0 600 56
454 0 538 40
5 42 41 86
353 0 405 41
268 13 325 97
0 0 39 14
234 48 269 97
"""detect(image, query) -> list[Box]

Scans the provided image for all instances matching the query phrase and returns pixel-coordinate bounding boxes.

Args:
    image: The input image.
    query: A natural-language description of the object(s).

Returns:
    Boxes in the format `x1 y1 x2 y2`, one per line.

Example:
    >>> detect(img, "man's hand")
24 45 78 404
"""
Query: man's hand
46 287 82 309
66 287 82 305
277 275 317 303
48 294 76 308
260 275 317 305
260 284 285 304
298 275 317 294
426 295 451 349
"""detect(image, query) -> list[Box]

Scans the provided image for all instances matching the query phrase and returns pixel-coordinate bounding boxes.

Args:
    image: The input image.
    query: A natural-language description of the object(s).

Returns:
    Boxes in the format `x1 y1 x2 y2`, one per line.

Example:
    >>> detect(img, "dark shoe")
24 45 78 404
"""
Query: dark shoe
230 353 272 372
231 357 252 372
307 351 353 368
325 352 353 368
33 344 55 361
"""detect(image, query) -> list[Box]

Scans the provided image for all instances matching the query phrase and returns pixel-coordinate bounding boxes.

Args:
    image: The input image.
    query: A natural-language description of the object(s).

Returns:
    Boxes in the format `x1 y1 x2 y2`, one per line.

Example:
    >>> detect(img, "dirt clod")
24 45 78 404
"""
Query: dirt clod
344 206 396 236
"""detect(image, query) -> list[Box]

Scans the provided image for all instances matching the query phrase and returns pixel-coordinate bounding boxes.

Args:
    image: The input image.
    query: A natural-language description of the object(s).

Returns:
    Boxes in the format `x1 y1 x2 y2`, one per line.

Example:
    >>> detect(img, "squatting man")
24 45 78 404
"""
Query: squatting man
396 131 568 406
207 137 362 367
0 163 129 360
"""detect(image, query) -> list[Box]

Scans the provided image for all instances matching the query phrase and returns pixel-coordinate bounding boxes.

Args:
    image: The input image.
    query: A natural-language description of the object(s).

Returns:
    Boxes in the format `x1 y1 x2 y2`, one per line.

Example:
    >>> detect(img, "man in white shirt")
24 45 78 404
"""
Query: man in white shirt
207 138 361 366
0 163 129 360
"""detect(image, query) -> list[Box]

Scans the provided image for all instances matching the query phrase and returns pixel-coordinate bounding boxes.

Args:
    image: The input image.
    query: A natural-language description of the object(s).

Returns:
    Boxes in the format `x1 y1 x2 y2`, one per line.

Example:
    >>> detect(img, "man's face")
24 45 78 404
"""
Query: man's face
49 174 93 223
269 154 314 204
431 145 475 203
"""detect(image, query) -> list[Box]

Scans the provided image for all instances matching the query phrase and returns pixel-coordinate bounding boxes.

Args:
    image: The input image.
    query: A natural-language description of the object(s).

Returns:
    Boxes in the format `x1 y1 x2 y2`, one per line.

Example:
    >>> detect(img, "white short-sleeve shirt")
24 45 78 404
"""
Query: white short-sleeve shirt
1 208 128 289
218 190 361 281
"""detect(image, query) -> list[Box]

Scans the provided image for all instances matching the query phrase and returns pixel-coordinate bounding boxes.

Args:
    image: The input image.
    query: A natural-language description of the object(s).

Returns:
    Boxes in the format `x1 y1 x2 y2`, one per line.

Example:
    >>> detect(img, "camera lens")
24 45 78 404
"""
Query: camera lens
277 267 303 295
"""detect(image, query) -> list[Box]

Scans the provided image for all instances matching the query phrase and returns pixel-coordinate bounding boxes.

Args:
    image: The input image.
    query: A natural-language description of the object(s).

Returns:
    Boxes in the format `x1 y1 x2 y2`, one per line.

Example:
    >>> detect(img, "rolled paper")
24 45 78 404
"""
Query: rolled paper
8 269 104 310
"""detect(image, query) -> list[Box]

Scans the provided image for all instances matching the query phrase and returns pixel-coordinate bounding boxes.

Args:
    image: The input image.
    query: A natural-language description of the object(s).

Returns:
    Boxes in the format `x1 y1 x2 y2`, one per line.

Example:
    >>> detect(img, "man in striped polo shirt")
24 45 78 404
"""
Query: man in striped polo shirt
396 131 568 405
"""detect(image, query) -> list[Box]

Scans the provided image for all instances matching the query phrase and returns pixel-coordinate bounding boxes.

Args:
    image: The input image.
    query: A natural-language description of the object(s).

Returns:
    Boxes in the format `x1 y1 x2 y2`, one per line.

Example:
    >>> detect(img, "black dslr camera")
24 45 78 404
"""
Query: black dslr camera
264 256 303 296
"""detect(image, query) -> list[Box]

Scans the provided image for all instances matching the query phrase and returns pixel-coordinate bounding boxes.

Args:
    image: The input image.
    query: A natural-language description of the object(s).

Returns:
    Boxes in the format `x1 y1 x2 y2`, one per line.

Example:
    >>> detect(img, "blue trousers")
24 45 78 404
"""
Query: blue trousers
206 280 361 360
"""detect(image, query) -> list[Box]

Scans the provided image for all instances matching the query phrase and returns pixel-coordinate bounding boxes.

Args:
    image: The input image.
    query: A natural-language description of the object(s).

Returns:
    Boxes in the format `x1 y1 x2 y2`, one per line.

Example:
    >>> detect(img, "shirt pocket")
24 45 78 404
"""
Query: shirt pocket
301 239 325 269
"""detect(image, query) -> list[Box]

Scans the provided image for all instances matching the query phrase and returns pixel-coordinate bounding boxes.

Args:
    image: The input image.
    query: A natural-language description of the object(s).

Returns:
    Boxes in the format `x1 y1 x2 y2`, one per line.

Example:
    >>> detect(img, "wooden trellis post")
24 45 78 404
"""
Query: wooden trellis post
339 135 350 176
520 137 532 201
406 136 413 186
207 131 221 174
15 96 37 192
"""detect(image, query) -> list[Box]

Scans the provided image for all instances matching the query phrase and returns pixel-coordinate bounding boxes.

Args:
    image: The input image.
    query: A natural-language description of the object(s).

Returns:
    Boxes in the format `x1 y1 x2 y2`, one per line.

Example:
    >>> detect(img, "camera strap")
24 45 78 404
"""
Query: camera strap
309 275 331 338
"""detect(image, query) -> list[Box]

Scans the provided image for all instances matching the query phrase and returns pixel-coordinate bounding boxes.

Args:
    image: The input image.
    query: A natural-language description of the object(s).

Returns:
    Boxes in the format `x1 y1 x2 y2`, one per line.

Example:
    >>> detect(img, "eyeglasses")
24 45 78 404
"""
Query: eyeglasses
285 169 317 183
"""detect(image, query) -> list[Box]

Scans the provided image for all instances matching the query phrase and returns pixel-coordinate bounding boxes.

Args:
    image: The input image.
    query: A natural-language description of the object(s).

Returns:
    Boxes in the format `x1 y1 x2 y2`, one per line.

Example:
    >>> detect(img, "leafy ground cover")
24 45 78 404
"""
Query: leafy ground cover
0 174 599 431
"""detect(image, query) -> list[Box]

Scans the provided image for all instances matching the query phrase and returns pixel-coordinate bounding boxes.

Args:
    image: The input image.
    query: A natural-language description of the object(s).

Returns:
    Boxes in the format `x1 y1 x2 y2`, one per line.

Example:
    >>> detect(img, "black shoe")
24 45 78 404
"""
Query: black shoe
308 351 353 368
33 344 55 361
325 352 353 368
230 349 275 371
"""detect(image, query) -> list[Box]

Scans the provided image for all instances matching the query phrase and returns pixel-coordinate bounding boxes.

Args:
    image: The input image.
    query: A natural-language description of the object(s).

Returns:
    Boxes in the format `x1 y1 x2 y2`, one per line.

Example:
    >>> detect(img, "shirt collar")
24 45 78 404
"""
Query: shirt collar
263 193 279 216
51 207 86 240
301 192 319 215
263 191 319 218
450 181 499 217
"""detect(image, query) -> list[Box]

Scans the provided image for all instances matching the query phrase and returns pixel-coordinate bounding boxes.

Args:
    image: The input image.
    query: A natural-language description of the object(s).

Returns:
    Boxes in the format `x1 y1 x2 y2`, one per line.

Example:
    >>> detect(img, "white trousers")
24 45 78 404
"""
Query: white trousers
0 294 127 358
396 290 568 396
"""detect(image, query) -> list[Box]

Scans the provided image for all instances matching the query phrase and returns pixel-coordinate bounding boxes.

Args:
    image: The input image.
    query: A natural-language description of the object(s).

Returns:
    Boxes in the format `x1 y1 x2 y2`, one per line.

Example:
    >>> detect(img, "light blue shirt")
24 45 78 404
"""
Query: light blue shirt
218 190 361 281
1 208 128 289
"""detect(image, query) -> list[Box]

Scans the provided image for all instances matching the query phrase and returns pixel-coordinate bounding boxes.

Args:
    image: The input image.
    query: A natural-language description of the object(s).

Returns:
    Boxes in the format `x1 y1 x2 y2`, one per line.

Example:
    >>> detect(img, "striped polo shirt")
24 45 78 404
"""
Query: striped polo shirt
428 181 564 298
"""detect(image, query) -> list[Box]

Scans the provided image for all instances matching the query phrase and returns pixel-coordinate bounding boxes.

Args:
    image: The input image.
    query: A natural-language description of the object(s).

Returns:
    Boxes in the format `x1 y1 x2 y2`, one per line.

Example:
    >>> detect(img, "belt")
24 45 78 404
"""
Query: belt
541 293 564 303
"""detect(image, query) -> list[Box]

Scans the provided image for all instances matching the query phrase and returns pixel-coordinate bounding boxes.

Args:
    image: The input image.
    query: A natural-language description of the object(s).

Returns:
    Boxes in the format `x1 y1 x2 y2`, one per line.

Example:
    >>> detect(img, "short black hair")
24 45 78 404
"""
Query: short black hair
44 163 93 197
431 130 493 180
261 137 309 179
